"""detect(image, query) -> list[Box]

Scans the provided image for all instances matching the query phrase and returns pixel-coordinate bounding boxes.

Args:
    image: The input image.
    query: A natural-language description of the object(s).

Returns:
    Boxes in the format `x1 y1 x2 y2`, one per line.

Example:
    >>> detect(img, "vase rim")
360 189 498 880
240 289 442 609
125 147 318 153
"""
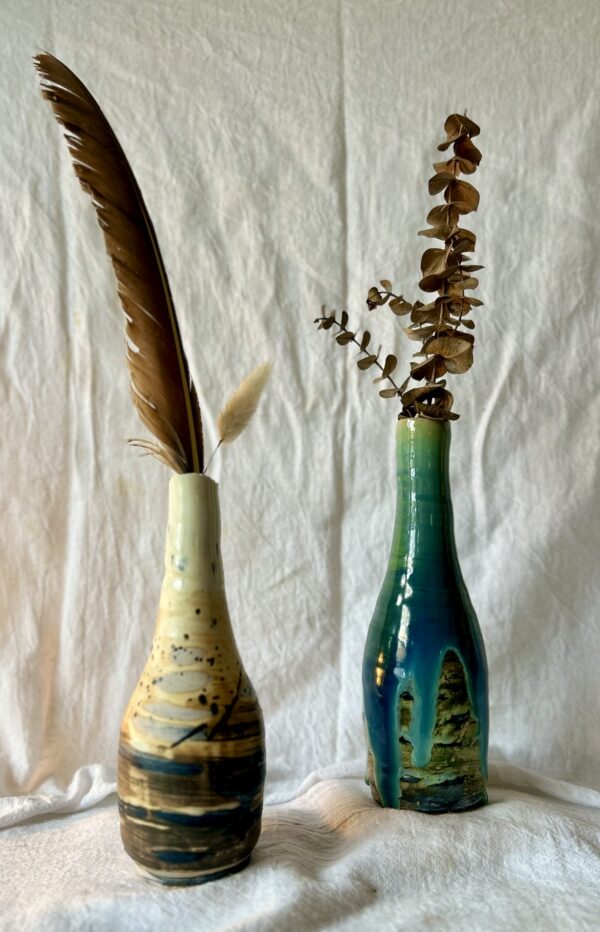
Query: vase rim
397 416 450 430
169 472 219 488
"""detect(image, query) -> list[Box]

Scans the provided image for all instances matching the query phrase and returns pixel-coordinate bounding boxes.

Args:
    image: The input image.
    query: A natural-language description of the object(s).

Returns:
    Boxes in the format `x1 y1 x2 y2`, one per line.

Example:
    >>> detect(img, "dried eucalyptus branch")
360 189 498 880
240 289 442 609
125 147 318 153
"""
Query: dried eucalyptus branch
313 307 408 398
313 113 484 421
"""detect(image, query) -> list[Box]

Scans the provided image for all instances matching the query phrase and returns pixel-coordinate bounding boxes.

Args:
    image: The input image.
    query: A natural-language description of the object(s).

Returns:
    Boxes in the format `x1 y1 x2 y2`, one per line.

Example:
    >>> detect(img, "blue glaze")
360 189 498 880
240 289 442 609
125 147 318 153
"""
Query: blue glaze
362 418 489 811
154 849 209 864
119 744 205 776
118 800 253 829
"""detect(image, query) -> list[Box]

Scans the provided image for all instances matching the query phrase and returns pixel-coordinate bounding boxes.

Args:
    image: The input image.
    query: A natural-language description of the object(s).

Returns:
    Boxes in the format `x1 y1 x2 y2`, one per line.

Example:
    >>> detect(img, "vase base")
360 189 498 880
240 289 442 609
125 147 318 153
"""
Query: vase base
133 855 252 886
370 785 488 814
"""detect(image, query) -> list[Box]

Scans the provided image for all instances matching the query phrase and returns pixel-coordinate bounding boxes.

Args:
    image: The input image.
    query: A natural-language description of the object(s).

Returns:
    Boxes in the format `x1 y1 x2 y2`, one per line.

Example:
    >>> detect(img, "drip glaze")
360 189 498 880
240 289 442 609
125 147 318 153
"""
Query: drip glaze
362 418 488 812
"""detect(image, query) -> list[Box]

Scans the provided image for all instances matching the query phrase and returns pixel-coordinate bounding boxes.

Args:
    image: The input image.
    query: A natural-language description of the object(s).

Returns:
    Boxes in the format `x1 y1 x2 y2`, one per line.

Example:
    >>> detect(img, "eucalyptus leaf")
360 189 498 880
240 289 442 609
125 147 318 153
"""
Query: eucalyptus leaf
418 225 451 240
444 113 480 139
445 180 480 213
427 204 459 228
423 335 473 358
381 354 397 378
357 354 377 369
389 296 413 315
404 324 437 341
420 248 447 276
455 136 482 165
410 355 446 381
444 346 474 374
428 171 455 195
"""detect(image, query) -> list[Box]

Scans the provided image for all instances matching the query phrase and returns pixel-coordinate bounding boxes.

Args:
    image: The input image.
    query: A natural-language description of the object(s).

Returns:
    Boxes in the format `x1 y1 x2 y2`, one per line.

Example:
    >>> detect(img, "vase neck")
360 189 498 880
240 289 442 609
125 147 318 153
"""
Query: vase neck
163 473 225 591
389 418 458 582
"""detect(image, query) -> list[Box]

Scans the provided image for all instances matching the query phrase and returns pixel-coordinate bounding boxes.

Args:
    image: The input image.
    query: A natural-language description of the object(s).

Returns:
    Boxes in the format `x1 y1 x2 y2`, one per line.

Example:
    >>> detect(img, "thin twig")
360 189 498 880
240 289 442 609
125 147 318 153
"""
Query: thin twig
315 313 401 393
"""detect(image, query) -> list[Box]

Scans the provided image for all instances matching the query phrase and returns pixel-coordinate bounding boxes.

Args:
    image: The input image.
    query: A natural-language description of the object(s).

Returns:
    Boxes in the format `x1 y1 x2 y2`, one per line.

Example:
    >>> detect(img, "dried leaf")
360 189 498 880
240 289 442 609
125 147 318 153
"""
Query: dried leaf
336 332 354 345
450 235 477 256
389 296 412 315
427 204 459 229
367 286 386 308
447 275 479 291
340 310 349 328
411 302 437 322
420 248 448 276
445 179 480 213
434 156 476 175
379 388 399 398
381 354 397 378
419 273 445 293
357 354 377 369
443 346 474 374
435 115 481 153
321 317 335 330
418 225 452 240
380 279 392 291
402 383 449 407
418 266 460 291
404 324 437 341
398 375 412 395
410 356 446 381
423 335 473 358
360 330 371 351
455 136 482 165
428 171 455 195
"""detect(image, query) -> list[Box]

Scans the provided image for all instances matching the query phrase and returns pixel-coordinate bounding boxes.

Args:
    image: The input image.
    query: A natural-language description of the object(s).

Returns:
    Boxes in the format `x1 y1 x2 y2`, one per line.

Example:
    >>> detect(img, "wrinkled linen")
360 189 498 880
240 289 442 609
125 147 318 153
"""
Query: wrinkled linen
2 0 600 927
2 763 600 931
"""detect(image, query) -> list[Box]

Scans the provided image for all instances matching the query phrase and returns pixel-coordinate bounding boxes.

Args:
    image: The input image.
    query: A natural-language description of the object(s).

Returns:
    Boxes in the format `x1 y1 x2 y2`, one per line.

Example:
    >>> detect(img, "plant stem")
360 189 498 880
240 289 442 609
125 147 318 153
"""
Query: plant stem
316 314 401 393
203 440 222 476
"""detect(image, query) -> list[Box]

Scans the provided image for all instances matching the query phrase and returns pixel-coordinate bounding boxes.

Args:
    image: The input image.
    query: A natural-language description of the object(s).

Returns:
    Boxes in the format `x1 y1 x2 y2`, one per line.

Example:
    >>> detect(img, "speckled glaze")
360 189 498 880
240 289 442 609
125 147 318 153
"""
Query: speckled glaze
118 474 265 884
363 418 488 813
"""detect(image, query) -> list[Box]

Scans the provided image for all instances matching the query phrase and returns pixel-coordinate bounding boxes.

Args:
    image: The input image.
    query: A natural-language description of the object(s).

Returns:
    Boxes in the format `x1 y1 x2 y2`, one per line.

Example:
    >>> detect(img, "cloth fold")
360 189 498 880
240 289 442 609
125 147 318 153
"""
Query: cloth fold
2 763 600 931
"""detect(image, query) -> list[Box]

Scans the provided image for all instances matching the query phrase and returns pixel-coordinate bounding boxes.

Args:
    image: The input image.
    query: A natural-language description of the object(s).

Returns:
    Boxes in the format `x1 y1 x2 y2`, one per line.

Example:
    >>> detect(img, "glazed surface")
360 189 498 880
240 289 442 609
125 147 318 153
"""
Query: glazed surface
363 419 488 812
118 475 265 883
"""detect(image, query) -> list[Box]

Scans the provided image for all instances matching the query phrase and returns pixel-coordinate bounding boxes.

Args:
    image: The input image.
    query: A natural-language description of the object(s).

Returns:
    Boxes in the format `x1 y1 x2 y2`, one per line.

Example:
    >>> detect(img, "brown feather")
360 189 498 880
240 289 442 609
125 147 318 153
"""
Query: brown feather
34 53 203 473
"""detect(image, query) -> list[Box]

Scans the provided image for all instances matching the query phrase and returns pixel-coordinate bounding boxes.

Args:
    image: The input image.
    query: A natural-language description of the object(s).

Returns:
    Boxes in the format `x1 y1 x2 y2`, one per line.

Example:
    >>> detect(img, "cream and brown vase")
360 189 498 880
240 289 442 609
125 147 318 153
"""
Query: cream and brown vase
118 474 265 885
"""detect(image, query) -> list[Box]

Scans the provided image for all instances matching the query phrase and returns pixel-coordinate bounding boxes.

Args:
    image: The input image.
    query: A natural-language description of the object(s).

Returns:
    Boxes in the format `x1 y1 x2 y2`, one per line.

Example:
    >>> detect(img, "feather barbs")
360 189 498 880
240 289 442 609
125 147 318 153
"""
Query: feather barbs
35 52 204 473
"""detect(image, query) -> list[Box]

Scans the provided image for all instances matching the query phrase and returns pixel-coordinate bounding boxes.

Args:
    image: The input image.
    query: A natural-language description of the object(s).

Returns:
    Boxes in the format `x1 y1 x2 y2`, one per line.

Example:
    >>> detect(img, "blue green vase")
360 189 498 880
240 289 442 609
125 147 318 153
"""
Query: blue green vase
363 417 488 812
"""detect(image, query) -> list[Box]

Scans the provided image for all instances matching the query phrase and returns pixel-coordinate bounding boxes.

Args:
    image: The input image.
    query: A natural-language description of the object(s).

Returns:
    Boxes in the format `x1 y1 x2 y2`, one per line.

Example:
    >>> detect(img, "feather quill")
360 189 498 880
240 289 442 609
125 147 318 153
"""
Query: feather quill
217 363 272 446
34 53 203 473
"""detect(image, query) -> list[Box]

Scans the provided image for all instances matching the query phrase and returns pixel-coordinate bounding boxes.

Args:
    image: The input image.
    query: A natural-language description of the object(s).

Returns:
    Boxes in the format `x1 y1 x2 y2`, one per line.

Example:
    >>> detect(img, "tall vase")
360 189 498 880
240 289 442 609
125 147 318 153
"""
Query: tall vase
363 418 488 813
117 474 265 884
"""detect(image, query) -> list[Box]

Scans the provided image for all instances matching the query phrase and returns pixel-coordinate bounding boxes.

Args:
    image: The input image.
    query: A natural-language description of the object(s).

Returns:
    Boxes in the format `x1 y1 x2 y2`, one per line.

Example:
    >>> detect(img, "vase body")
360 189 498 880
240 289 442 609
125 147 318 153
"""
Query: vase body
118 474 265 884
362 418 488 813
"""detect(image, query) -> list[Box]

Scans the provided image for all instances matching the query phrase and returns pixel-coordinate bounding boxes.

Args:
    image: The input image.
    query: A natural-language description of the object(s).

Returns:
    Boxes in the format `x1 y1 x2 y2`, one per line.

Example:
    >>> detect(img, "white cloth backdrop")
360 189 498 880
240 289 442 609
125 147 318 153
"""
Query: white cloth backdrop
1 0 599 928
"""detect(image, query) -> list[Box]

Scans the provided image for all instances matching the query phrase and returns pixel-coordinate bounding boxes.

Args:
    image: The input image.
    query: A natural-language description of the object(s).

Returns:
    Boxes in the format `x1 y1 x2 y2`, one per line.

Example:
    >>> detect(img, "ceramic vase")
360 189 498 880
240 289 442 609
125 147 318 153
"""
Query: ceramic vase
117 474 265 884
363 417 488 812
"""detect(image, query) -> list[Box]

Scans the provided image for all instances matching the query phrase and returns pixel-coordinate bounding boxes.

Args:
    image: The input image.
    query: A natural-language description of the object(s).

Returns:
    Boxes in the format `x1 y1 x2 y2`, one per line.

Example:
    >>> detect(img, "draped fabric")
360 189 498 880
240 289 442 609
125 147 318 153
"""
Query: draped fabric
1 0 599 927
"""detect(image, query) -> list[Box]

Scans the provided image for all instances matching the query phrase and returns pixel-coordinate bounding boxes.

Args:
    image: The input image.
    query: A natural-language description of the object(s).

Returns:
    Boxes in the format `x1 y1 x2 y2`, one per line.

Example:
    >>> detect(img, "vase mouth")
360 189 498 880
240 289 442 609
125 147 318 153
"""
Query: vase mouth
169 472 219 488
397 416 450 432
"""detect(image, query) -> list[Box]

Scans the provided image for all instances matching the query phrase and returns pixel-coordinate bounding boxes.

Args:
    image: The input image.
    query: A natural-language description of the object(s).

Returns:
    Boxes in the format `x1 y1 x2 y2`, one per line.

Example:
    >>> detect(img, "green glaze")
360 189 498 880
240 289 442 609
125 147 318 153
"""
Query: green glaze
362 418 488 812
